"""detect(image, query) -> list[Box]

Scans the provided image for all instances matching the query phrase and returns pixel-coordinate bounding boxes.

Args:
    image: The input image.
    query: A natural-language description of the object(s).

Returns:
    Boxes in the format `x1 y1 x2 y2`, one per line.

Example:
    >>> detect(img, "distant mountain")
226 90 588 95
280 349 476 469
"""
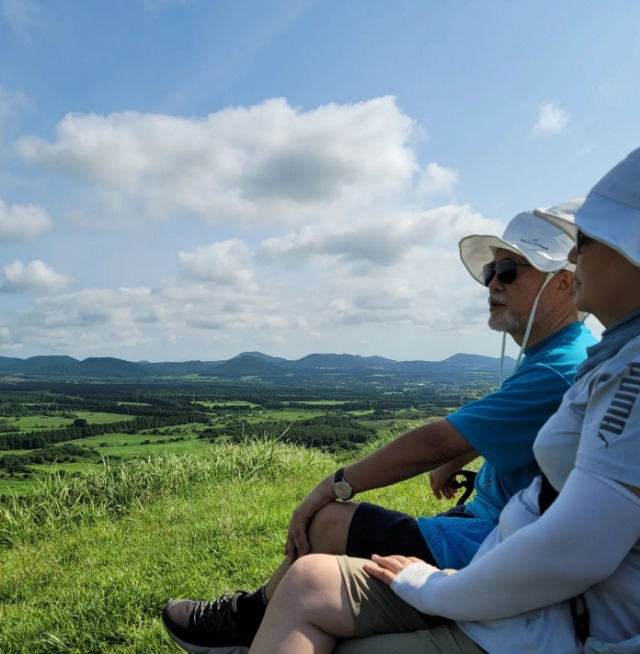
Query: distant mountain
6 355 82 375
288 353 395 371
233 351 289 364
79 357 144 377
205 355 285 378
0 350 515 383
444 353 507 368
399 353 514 372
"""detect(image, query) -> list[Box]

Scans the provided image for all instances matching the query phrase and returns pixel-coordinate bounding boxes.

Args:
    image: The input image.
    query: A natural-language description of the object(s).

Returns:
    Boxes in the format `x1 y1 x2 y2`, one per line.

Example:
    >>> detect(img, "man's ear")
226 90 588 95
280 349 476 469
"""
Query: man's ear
556 270 574 293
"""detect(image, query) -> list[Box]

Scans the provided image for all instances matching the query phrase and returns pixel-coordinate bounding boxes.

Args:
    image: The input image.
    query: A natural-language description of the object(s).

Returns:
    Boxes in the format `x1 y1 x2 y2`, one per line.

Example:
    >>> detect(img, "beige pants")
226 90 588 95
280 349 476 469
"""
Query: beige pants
335 556 487 654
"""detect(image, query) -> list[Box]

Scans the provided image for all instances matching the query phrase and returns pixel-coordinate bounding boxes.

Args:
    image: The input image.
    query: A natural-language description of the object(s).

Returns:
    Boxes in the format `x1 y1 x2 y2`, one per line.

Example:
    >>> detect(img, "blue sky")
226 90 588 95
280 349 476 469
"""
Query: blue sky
0 0 638 363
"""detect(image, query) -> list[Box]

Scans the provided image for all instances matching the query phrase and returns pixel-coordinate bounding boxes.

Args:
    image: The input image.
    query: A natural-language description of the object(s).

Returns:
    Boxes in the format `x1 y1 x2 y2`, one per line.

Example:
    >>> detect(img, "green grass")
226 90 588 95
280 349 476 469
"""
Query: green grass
63 426 208 449
240 409 326 423
285 400 347 405
195 400 259 408
2 412 136 431
0 404 386 495
0 431 458 653
93 438 208 458
0 424 211 491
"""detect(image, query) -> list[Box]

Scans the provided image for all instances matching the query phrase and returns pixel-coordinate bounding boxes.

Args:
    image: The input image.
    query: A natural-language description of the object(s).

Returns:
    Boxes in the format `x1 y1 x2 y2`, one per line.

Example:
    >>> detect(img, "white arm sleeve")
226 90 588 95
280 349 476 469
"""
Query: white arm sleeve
391 468 640 621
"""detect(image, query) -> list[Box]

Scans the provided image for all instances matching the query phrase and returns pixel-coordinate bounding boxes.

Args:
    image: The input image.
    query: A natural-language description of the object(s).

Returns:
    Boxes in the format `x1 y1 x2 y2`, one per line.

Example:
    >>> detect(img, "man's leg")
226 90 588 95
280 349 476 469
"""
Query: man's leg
262 500 359 600
162 501 359 651
162 502 435 651
257 501 436 623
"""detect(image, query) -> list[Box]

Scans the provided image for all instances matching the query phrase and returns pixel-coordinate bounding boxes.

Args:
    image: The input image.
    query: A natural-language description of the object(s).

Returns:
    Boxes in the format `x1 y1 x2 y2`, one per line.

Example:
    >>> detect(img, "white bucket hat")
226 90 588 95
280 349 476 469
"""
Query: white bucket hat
459 210 577 374
535 147 640 267
459 210 576 285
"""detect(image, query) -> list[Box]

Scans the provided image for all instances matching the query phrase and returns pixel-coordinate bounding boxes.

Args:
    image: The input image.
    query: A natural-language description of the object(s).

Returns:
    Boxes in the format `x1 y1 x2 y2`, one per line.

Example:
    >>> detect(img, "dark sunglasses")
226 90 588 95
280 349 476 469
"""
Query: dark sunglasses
482 258 532 287
576 229 592 254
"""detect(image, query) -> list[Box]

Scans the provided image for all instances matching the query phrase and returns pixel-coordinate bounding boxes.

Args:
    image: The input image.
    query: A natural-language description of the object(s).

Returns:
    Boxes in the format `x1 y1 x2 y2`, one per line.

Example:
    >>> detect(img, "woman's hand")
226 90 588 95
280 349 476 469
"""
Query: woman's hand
363 554 432 586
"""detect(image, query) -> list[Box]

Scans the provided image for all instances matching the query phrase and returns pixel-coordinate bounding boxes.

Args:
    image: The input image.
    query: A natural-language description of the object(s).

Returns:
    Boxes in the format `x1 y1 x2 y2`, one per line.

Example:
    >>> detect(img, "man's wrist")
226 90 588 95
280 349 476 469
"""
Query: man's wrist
333 468 355 500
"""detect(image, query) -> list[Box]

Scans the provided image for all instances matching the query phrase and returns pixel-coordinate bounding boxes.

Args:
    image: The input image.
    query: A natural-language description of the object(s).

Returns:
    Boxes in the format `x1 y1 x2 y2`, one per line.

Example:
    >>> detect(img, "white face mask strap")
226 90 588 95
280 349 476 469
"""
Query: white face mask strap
514 271 555 370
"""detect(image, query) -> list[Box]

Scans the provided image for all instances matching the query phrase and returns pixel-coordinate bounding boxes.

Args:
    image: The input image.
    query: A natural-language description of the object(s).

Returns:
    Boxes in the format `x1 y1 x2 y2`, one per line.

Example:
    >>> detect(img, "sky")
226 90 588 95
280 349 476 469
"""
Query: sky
0 0 638 364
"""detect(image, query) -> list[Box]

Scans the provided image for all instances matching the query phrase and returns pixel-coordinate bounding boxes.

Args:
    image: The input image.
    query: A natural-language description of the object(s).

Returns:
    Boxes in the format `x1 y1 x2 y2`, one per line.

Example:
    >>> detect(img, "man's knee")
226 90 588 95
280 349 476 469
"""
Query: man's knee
307 501 359 554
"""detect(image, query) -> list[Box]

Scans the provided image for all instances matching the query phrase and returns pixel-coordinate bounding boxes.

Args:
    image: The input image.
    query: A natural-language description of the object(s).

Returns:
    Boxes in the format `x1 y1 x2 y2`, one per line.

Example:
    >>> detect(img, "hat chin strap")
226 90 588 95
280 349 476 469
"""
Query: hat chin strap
515 271 555 368
500 271 555 381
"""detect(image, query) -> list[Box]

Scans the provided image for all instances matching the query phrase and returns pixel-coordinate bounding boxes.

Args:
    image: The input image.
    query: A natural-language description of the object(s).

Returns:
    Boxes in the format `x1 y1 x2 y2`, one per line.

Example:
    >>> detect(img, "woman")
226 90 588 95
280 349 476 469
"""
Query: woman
247 146 640 654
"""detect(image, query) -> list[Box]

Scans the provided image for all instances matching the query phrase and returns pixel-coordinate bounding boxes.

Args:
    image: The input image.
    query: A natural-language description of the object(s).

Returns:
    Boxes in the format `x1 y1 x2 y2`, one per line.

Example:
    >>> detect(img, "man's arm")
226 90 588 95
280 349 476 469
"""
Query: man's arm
285 419 473 560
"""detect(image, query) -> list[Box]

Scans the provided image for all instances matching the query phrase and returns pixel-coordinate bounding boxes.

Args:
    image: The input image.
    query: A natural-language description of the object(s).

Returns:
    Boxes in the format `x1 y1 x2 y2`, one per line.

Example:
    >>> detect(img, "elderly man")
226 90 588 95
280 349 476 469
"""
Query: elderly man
162 210 596 653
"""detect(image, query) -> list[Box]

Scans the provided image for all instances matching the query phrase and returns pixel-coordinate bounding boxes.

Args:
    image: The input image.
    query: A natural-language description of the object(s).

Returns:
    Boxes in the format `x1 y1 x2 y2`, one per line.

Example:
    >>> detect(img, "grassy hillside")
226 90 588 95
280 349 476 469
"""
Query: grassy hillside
0 431 458 653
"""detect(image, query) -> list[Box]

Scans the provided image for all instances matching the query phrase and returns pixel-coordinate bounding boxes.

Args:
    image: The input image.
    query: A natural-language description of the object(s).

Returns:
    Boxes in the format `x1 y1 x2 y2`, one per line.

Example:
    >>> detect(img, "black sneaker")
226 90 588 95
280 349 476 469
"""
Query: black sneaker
162 591 251 653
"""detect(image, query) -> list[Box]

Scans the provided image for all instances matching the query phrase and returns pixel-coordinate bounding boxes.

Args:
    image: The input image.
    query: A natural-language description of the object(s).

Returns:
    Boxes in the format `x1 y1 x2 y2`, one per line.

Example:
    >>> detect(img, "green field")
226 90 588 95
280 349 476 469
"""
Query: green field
0 378 482 652
0 434 461 653
2 411 135 431
285 400 348 405
0 377 465 501
0 403 403 496
195 400 259 408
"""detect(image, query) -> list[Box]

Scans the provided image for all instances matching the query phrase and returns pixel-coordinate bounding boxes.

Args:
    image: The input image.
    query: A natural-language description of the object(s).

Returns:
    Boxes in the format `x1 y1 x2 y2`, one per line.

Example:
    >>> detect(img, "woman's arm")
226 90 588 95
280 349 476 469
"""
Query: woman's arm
367 468 640 621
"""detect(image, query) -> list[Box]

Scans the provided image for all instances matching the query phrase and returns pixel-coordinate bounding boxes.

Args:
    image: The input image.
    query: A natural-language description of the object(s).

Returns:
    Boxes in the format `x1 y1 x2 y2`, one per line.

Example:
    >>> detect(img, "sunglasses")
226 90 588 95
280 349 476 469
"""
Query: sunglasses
482 258 532 287
576 229 592 254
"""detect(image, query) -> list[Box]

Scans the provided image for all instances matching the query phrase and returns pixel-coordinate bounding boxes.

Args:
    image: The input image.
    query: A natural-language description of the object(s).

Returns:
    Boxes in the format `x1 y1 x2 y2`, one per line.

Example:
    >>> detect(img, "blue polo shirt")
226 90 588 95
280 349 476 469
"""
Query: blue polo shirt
418 321 596 569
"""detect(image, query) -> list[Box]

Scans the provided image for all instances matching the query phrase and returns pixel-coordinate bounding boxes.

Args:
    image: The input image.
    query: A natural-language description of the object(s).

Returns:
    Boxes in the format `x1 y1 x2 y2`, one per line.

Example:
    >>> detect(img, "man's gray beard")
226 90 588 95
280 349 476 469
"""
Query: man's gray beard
488 310 527 334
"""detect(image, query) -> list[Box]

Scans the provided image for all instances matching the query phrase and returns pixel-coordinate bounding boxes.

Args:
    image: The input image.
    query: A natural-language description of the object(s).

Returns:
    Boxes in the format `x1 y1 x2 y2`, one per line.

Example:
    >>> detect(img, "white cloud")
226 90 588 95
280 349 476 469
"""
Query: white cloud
6 97 511 359
0 326 20 350
1 260 73 294
257 204 499 268
15 96 418 228
0 224 498 357
531 101 570 137
416 162 458 199
0 197 52 240
3 277 289 355
178 239 256 287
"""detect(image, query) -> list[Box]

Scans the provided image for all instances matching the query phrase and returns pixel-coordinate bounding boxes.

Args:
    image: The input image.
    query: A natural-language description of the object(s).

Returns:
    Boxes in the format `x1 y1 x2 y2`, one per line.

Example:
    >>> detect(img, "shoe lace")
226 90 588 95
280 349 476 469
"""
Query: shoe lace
193 594 234 631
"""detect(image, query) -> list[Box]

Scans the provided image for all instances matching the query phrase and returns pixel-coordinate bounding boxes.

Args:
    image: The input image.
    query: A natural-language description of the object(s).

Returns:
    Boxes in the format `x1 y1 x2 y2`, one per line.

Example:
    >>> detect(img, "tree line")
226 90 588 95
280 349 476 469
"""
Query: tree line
0 412 209 451
200 414 377 452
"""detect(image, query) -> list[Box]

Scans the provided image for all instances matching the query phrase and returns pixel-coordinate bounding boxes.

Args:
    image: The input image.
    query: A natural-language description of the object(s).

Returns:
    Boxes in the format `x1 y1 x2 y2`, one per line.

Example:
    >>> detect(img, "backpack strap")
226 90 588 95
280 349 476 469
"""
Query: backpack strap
538 471 559 514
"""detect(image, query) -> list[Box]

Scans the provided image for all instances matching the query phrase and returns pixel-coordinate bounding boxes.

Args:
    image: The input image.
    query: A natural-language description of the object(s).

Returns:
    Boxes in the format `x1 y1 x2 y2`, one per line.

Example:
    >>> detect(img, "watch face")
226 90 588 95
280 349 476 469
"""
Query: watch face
334 480 353 500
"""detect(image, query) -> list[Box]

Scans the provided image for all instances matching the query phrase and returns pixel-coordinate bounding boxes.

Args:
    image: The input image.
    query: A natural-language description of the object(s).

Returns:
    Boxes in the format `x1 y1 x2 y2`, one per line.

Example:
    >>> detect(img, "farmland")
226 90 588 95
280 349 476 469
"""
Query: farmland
0 376 485 496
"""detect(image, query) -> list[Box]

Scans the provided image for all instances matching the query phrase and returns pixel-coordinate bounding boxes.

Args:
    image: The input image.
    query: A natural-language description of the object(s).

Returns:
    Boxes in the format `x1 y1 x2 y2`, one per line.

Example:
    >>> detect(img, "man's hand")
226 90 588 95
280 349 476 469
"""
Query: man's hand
285 479 335 562
363 554 432 586
429 451 479 500
429 464 461 500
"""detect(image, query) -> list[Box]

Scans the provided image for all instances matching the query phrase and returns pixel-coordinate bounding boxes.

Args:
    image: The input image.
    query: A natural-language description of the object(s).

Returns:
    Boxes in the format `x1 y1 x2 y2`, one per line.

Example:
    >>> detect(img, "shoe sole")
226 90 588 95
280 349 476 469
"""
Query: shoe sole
165 628 248 654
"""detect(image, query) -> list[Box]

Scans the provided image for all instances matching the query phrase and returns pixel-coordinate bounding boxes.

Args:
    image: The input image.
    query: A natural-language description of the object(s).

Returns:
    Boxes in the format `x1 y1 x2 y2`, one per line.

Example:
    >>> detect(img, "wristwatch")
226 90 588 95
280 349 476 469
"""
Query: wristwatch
333 468 354 500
